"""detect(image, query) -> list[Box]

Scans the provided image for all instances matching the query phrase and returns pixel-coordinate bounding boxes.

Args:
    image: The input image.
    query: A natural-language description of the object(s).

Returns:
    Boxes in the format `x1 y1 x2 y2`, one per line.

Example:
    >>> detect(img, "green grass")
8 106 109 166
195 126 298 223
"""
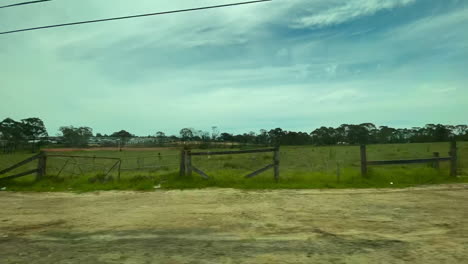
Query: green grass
1 142 467 192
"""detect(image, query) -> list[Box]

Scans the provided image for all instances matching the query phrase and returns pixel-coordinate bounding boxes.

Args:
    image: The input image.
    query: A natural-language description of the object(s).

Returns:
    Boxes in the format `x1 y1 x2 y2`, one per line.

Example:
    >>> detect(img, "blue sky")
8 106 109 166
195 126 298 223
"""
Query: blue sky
1 0 467 136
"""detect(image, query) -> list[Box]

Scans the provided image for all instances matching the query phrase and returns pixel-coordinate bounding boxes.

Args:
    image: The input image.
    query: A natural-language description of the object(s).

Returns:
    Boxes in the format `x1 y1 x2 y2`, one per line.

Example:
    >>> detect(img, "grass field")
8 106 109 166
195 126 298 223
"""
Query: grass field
1 142 467 191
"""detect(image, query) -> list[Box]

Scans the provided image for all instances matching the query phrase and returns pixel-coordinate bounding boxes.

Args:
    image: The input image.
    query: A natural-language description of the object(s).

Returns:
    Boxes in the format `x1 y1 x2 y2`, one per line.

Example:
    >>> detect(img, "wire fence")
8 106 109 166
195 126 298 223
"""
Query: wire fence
41 153 181 180
46 156 121 180
1 142 466 183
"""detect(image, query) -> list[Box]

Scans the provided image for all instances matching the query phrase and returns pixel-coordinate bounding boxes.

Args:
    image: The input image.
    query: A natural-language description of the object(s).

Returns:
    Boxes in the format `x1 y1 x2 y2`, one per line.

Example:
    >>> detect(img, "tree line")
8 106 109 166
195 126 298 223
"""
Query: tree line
178 124 468 146
1 118 468 151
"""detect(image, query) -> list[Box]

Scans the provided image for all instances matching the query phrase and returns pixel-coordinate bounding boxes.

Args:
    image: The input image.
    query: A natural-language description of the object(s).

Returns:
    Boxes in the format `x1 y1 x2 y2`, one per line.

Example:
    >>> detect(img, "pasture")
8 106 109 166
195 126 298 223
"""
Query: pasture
1 142 467 191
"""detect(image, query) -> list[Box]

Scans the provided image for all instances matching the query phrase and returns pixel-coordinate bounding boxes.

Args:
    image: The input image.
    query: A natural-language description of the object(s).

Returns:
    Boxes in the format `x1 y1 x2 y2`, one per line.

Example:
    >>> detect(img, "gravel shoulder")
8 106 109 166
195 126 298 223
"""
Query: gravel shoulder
1 184 467 264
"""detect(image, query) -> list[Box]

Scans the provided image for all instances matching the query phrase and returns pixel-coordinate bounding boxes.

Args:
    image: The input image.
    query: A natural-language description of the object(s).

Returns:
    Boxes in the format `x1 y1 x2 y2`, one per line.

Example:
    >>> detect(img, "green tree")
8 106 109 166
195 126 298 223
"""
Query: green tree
198 130 211 142
377 126 396 143
211 126 219 141
155 131 166 144
268 128 284 146
59 126 93 147
21 118 48 152
111 130 133 148
219 132 233 142
256 129 269 145
0 118 25 153
111 130 133 138
0 118 24 142
311 127 338 145
179 128 194 141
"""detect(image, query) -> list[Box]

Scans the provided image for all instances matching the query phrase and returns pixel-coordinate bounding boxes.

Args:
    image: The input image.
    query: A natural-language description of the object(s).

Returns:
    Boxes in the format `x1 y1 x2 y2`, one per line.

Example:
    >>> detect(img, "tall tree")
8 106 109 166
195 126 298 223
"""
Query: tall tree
211 126 219 141
268 128 284 146
199 130 211 142
21 118 48 152
155 131 166 144
59 126 93 147
0 118 25 153
179 128 194 141
0 118 25 143
219 132 234 142
311 127 338 145
111 130 133 138
111 130 133 148
257 129 269 145
377 126 396 143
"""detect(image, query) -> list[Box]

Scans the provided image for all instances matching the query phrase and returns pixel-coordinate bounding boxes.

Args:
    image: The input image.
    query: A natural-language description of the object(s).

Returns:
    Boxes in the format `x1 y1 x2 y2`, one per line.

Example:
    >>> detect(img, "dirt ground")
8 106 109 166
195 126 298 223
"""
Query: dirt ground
1 185 467 264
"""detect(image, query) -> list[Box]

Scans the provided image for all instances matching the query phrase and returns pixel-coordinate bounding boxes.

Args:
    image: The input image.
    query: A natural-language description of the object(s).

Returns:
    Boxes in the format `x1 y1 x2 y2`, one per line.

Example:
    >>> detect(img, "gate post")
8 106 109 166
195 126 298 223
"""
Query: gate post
450 141 457 177
360 145 368 178
432 152 440 169
185 150 192 177
274 147 280 182
36 151 47 181
179 149 186 177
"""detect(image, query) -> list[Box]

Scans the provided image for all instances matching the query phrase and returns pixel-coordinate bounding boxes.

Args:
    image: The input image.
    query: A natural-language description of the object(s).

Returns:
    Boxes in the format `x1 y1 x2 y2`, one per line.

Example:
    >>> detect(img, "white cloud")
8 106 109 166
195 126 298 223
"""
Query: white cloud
291 0 416 28
1 0 467 135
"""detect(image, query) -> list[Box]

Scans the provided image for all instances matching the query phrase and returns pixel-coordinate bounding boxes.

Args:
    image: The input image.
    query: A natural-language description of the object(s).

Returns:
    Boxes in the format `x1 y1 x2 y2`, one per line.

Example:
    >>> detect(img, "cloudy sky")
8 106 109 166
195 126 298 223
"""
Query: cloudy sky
1 0 467 136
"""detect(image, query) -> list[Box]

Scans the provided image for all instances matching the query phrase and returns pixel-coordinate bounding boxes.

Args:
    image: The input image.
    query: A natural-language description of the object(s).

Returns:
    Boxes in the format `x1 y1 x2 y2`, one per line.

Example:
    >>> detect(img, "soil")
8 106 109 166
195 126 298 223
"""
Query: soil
1 185 467 264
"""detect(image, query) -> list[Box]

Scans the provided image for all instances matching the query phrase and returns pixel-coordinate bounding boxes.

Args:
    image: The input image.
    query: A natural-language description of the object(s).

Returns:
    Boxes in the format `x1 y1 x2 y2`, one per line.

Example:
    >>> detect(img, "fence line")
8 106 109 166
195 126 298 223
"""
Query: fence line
360 141 458 177
0 142 463 183
121 154 180 159
181 147 280 181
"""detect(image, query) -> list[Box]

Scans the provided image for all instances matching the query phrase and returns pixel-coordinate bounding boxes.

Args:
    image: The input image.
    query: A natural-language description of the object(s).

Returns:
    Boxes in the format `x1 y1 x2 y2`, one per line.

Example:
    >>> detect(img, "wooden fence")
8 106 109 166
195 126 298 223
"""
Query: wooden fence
1 142 460 183
0 152 46 181
0 152 122 182
179 147 280 181
360 141 458 177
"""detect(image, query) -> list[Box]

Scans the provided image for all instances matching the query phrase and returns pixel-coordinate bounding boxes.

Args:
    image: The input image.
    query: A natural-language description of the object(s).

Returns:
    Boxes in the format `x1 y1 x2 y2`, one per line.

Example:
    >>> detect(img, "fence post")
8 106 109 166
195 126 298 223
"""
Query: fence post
36 151 47 181
117 160 121 181
179 149 186 177
450 141 457 177
185 150 192 177
360 145 368 178
336 162 341 183
432 152 440 169
273 147 280 182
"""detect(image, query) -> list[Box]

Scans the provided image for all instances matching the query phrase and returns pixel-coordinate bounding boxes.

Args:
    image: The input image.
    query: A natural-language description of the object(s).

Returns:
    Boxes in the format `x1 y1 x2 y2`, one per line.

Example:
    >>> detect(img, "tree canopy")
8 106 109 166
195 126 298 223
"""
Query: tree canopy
59 126 93 147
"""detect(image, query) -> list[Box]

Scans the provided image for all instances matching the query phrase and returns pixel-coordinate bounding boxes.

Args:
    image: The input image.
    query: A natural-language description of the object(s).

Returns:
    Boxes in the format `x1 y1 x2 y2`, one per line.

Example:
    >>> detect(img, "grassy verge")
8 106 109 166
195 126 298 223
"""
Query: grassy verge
1 167 467 192
1 142 467 192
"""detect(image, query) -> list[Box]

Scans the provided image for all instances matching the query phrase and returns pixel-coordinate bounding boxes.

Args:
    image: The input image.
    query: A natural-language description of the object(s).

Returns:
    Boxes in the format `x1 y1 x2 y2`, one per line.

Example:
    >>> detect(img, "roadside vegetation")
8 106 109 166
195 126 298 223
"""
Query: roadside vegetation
1 142 467 192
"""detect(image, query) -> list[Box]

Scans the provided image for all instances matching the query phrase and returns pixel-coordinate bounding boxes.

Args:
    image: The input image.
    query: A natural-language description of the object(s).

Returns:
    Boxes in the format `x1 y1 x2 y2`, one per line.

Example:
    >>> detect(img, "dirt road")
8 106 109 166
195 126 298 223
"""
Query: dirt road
1 185 467 264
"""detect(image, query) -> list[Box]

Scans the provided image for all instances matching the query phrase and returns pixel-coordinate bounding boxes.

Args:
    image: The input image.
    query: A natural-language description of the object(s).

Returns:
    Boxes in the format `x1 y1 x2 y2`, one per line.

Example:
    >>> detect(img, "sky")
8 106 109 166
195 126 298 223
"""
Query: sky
1 0 467 136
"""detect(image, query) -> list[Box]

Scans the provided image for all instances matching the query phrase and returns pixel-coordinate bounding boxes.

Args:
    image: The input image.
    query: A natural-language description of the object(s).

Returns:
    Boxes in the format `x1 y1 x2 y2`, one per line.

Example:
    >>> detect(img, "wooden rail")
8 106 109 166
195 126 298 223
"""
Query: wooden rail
0 169 39 181
0 152 123 182
46 154 121 160
367 157 451 165
245 164 274 178
0 153 42 175
190 148 277 156
181 147 280 181
192 166 209 179
360 142 458 177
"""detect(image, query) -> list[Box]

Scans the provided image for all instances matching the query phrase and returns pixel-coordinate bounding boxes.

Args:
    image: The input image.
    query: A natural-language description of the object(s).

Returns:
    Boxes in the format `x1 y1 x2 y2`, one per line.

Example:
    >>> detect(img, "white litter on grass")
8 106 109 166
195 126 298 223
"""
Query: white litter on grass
390 182 394 185
1 187 6 191
154 185 161 189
